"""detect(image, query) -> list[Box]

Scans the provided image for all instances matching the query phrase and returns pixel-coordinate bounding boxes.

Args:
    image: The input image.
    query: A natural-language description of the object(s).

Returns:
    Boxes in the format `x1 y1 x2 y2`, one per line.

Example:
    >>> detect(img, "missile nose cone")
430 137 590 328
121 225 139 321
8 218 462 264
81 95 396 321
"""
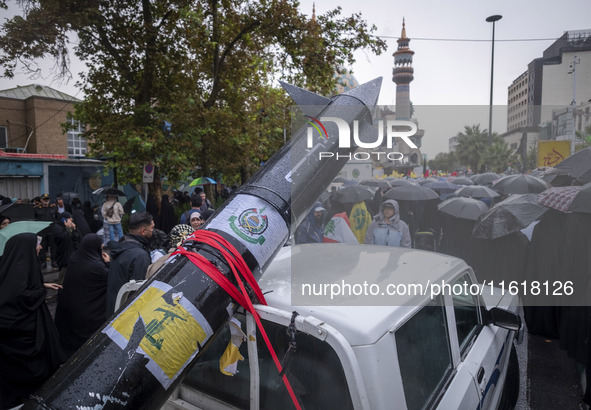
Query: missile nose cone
279 81 332 117
341 77 382 107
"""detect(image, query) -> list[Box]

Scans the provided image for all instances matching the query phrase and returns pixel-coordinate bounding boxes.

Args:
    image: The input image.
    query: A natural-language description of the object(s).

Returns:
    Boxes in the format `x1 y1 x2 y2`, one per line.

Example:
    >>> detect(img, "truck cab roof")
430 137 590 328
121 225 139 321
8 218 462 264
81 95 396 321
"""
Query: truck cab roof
258 243 469 346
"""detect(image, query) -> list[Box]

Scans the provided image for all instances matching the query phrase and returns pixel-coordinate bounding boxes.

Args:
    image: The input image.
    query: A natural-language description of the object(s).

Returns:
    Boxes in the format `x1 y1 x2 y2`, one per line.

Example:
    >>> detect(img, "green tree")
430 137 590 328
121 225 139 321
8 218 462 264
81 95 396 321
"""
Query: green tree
454 125 488 173
575 125 591 152
482 135 513 173
526 145 538 172
428 152 457 173
0 0 386 195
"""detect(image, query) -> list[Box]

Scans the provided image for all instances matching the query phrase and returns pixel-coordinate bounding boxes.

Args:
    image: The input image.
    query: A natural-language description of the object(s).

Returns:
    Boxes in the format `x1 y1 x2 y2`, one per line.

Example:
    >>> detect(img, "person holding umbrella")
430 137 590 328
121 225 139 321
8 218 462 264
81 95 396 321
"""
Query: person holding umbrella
0 233 65 408
101 192 125 242
34 193 59 269
0 215 10 229
364 199 411 248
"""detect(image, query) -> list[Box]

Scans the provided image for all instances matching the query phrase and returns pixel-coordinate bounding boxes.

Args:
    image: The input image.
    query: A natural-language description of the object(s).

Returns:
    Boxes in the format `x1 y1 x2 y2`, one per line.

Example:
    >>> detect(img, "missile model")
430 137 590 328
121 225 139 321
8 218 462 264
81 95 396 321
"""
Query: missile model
23 78 382 409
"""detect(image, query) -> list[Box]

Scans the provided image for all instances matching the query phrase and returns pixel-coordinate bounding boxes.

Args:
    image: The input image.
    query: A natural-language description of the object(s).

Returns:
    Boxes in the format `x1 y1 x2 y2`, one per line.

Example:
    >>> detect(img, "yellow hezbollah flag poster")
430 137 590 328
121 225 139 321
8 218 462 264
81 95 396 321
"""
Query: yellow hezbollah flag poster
538 140 570 168
103 281 213 388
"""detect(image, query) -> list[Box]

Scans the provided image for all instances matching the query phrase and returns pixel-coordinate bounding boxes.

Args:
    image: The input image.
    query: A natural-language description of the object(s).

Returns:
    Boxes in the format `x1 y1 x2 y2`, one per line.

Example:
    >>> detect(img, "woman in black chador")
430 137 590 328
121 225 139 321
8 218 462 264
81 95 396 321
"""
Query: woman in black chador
0 233 65 409
55 233 110 358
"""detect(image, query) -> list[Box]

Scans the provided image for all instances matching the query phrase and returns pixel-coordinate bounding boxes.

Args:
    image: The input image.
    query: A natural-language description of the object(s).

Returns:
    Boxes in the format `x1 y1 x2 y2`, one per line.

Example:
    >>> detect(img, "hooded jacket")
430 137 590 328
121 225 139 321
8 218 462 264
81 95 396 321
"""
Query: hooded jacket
295 201 327 244
364 199 411 248
105 234 151 317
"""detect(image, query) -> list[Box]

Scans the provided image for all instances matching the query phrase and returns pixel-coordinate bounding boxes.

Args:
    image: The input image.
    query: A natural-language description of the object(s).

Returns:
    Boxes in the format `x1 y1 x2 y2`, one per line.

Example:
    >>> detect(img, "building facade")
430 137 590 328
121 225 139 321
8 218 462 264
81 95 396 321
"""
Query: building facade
504 29 591 160
506 30 591 132
0 84 114 201
0 84 86 157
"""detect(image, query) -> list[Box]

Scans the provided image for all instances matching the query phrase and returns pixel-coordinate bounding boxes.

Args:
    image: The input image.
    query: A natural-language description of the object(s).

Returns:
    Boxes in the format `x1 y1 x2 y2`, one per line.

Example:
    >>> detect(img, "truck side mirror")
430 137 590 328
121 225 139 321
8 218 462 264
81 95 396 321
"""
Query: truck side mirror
484 307 521 331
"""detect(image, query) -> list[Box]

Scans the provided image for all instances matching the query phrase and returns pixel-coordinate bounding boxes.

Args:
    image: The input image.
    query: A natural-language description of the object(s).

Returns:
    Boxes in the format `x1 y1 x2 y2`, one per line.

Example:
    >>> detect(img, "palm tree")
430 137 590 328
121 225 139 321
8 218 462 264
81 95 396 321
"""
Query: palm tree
483 136 513 173
454 125 488 172
575 125 591 152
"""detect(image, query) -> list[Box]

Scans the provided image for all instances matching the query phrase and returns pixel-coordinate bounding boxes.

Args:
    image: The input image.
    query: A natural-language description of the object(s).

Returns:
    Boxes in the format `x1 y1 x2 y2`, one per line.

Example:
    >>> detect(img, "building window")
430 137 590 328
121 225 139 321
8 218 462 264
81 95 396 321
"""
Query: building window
0 126 6 148
66 116 87 157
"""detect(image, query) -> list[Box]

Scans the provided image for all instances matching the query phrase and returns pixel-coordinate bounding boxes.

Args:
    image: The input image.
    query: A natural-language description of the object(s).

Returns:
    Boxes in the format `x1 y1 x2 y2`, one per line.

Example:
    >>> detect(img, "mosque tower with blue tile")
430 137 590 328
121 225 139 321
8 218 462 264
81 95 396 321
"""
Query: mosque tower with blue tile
392 19 423 166
393 18 414 121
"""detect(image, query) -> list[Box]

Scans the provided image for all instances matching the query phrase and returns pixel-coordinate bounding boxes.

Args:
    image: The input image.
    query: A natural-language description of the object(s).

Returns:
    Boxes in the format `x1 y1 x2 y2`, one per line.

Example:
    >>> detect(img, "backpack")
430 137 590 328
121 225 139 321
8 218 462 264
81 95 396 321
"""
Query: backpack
106 203 115 218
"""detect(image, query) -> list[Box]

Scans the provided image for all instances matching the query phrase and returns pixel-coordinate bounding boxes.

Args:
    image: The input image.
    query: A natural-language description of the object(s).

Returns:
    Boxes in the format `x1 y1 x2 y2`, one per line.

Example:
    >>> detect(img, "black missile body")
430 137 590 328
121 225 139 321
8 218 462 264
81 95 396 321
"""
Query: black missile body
23 78 382 409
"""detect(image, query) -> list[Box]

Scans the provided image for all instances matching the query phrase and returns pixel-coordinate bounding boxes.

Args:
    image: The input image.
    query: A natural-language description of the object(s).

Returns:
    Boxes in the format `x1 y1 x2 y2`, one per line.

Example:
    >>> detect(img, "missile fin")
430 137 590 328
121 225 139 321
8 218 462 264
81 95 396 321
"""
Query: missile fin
279 80 331 116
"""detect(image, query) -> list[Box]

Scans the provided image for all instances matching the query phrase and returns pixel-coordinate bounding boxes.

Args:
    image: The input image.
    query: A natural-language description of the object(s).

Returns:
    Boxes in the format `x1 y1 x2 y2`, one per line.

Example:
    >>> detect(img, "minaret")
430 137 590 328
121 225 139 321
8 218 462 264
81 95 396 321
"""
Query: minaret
392 18 415 120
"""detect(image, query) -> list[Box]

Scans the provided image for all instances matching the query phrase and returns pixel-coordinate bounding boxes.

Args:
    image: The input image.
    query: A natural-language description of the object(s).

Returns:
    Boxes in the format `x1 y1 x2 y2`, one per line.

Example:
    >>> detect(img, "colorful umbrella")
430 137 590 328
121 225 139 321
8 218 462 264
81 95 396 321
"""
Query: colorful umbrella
0 221 52 255
537 186 582 213
189 177 217 186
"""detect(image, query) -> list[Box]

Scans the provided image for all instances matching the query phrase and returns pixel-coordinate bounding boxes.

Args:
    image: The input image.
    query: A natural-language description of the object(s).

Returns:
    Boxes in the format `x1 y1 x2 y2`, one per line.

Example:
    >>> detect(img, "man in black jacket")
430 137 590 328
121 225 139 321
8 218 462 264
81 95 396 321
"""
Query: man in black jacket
105 211 154 317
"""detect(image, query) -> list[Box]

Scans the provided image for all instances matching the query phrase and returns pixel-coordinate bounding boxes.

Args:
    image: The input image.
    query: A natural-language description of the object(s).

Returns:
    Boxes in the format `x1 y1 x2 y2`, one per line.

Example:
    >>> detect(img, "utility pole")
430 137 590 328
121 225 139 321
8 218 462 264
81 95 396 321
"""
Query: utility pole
568 55 580 155
486 15 502 171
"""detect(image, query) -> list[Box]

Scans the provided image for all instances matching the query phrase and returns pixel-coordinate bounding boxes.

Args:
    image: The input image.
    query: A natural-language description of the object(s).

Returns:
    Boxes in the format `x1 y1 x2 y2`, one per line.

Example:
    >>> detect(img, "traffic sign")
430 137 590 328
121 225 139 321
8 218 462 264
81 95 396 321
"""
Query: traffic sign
143 162 154 183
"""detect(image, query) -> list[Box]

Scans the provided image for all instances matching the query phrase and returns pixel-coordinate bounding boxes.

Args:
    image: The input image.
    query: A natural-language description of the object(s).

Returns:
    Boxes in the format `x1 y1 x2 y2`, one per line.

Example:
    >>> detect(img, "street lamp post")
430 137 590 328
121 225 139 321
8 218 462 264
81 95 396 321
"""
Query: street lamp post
568 55 580 155
486 15 502 148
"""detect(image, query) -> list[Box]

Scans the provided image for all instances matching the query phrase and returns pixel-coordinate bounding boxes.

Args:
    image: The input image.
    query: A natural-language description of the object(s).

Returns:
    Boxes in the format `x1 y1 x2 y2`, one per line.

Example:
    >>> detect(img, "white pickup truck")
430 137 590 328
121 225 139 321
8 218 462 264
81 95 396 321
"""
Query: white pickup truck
119 244 522 410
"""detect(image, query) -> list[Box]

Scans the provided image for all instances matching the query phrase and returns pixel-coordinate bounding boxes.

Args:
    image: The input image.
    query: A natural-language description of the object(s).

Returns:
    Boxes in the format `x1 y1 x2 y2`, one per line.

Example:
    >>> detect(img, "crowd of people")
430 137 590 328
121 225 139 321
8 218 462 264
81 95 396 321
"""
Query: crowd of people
1 176 591 407
0 189 215 408
295 188 428 249
295 179 591 406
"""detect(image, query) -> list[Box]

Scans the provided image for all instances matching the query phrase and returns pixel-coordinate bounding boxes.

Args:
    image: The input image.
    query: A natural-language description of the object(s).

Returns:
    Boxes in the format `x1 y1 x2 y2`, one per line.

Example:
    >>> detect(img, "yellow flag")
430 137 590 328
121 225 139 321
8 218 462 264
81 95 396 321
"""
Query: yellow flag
104 281 213 388
349 201 372 244
538 141 570 167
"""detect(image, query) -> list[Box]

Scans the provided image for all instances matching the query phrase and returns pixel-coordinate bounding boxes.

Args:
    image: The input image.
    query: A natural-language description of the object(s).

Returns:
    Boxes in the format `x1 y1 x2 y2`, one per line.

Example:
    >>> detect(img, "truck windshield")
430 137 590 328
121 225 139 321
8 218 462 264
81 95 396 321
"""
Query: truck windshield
184 312 354 410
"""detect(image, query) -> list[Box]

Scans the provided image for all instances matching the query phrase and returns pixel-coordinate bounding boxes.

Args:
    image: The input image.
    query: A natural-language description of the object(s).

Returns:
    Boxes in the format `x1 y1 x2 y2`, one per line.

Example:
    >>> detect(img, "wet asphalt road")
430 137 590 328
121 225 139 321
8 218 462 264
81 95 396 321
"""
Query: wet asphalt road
43 269 586 409
517 328 585 410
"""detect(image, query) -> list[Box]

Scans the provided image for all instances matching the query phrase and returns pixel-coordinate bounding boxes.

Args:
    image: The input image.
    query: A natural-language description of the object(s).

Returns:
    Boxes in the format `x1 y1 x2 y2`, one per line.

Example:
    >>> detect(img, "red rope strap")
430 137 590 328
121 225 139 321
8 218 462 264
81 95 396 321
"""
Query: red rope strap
171 230 302 410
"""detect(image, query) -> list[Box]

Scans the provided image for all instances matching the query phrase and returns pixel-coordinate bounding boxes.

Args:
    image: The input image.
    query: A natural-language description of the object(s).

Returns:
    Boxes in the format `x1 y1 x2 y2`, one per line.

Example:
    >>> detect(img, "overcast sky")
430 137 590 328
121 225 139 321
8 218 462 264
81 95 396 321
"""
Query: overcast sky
1 1 590 157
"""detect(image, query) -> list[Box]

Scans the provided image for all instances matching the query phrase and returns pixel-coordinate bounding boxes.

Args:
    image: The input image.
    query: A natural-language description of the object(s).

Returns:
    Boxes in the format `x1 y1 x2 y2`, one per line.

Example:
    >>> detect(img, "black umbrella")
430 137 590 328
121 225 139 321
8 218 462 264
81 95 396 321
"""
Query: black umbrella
541 171 575 187
450 176 474 186
331 185 373 204
554 146 591 185
437 197 489 221
384 185 439 201
92 186 126 196
0 203 35 222
424 181 460 194
567 182 591 213
455 185 500 199
472 193 548 239
471 173 501 186
359 179 391 189
491 174 548 194
387 179 417 187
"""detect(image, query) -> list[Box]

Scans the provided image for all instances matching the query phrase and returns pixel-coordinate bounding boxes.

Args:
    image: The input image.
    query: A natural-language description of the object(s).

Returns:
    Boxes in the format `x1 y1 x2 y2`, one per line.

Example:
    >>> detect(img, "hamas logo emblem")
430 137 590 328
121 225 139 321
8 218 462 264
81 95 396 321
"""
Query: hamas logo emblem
229 207 268 245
